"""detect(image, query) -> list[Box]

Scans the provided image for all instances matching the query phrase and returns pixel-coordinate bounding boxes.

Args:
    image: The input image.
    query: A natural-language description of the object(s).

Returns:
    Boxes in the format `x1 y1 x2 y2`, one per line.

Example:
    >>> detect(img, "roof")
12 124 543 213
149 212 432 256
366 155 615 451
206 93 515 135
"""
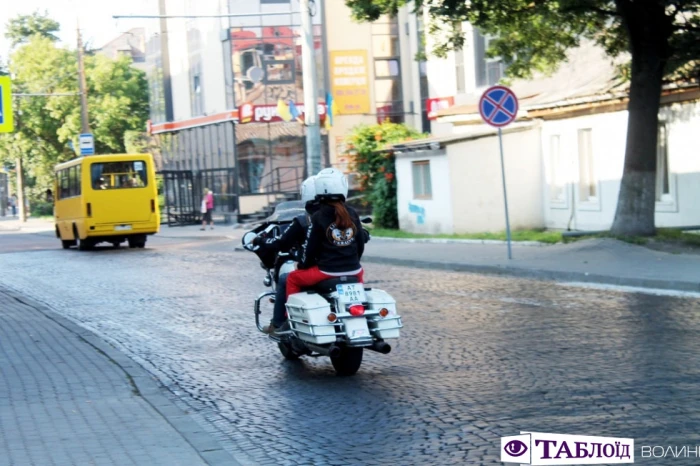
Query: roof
55 153 154 171
438 40 629 119
391 122 538 153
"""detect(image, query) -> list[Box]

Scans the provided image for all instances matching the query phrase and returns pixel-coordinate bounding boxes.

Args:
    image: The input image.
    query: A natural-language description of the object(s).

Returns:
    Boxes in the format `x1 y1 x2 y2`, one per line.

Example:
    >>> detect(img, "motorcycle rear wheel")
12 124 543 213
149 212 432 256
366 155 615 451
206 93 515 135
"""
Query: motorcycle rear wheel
331 347 363 376
278 342 300 360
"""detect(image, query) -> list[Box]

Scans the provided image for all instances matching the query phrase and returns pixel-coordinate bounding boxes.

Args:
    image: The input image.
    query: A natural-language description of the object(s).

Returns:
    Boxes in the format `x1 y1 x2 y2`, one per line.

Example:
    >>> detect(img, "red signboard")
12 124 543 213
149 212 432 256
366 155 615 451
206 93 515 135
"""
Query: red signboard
426 96 455 120
238 102 328 124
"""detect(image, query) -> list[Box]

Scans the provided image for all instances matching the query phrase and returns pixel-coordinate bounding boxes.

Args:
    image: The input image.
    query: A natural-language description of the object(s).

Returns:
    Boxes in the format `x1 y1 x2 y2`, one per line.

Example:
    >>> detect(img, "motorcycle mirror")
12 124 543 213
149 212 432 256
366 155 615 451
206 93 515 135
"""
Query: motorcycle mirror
361 217 372 224
242 231 258 251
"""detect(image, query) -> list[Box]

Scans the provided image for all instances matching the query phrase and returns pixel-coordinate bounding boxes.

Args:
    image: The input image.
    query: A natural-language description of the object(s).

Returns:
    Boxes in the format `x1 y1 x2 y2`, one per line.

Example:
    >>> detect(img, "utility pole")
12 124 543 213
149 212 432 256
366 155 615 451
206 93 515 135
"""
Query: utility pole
13 97 26 222
77 21 90 133
300 0 322 176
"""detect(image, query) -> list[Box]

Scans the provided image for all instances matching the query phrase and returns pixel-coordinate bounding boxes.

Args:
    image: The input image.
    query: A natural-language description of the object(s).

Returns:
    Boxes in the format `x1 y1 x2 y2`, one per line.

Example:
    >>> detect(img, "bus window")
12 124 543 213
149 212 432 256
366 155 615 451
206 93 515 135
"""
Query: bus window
91 161 148 190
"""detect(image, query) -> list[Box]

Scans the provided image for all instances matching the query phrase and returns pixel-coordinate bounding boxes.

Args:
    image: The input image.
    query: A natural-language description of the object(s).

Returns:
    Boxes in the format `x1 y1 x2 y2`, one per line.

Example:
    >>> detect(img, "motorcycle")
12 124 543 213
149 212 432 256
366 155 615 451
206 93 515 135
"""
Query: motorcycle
241 200 403 376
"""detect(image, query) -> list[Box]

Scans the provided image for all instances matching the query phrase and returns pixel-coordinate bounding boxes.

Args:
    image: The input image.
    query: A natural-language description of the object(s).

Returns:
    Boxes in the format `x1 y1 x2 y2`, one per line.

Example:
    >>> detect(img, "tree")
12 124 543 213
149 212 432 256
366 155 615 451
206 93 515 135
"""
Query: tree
346 0 700 236
5 11 60 47
0 34 149 207
347 121 425 228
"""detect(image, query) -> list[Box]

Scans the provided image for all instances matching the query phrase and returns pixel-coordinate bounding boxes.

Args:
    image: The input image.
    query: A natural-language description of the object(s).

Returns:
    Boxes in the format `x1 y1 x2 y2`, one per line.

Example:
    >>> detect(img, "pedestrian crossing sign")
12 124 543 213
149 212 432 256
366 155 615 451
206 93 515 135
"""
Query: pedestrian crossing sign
0 76 14 133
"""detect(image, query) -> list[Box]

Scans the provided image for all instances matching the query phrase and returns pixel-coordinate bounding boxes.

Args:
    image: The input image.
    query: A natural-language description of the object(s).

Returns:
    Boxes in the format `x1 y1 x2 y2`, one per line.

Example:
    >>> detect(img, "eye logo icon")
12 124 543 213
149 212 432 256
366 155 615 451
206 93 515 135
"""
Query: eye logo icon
504 440 528 457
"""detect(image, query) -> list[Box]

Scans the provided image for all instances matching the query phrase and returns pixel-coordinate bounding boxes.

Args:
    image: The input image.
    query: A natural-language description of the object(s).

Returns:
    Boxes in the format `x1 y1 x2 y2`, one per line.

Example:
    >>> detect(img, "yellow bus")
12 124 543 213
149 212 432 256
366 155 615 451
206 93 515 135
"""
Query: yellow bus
54 154 160 250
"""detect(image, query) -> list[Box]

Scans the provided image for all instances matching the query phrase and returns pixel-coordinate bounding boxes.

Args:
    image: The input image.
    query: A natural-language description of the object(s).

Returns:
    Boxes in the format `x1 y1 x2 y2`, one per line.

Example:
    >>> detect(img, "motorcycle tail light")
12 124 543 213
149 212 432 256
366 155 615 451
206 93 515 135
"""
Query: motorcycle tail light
327 313 337 323
379 308 389 318
349 304 365 317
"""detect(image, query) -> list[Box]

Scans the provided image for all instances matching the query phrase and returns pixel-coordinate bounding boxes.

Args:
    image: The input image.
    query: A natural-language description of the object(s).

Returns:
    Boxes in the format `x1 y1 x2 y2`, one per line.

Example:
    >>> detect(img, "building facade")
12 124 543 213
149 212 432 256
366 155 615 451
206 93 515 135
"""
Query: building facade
144 0 432 222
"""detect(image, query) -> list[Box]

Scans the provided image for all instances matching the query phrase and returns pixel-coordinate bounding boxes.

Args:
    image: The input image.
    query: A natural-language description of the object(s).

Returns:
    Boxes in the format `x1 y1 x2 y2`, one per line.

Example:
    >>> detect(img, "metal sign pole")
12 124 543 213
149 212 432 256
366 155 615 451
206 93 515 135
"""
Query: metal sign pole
479 85 518 261
497 128 512 260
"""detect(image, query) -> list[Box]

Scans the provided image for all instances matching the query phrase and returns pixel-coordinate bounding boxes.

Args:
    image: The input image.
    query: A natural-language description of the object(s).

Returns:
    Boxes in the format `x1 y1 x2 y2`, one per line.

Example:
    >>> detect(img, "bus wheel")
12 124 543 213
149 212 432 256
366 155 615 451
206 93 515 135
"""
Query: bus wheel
61 240 76 249
128 236 146 249
78 239 93 251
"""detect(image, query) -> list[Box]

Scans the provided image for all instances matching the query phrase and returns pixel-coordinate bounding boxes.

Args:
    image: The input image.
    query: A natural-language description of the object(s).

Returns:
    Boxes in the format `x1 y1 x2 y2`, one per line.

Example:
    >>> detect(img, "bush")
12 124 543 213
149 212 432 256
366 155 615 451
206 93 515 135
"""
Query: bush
346 121 425 228
31 200 54 217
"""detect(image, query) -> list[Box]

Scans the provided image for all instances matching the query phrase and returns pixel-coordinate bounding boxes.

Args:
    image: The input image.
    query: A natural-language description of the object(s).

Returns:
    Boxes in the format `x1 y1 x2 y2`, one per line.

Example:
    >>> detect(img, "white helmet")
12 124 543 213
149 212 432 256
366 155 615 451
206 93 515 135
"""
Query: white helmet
300 176 317 203
314 168 349 201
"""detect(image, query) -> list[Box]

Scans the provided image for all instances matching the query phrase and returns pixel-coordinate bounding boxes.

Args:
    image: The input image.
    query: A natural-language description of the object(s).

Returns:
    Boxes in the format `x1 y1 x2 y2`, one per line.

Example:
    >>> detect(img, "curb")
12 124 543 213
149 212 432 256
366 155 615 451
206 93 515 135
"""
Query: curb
156 234 237 241
371 236 549 247
1 287 242 466
360 256 700 293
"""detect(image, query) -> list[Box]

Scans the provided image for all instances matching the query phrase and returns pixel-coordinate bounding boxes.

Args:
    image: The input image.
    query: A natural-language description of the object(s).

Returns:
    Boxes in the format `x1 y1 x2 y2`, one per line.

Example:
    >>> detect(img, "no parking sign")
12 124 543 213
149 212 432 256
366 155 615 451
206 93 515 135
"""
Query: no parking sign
479 86 519 259
479 86 518 127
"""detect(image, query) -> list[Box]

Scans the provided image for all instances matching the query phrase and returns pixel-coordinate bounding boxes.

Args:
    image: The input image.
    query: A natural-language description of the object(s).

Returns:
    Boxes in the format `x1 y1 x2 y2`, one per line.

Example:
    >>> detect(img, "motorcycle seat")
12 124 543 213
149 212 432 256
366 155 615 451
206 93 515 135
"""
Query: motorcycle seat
310 276 361 294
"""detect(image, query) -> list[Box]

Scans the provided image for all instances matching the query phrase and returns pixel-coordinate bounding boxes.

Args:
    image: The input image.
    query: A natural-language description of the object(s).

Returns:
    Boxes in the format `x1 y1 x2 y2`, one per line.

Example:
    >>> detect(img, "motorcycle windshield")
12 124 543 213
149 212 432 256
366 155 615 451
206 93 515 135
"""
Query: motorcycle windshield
263 200 307 224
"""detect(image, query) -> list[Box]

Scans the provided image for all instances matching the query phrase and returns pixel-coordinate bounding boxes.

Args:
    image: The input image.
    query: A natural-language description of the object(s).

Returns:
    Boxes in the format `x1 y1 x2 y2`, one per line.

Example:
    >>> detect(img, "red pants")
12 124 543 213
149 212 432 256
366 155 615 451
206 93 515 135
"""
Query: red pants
286 266 364 299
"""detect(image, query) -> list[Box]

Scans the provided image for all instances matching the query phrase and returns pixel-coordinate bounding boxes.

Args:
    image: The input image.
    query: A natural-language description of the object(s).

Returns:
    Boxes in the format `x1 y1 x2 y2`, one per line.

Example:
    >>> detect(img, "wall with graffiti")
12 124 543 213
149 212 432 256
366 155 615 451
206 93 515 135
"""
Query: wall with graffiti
395 150 454 234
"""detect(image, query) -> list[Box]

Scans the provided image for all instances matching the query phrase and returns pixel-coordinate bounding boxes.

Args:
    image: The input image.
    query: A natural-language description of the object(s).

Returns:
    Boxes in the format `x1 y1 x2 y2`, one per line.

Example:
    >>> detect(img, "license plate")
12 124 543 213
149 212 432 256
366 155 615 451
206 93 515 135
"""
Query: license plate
336 283 367 304
344 317 369 340
114 225 132 231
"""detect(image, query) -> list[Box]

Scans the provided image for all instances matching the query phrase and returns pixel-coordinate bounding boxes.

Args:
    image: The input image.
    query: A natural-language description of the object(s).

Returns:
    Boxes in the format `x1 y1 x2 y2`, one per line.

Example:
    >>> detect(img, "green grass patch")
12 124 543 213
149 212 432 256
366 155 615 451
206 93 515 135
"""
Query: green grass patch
368 227 563 244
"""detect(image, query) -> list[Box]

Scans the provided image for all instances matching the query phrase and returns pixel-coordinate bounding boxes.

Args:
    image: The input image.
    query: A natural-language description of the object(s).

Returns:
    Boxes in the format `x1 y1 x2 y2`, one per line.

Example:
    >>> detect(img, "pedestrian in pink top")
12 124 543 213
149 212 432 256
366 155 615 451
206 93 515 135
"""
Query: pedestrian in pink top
201 188 215 230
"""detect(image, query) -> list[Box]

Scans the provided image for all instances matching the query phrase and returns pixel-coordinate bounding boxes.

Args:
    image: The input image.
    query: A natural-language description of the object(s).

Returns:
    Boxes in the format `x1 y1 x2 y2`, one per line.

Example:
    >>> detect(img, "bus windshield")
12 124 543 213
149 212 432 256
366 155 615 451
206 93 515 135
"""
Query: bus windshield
91 161 148 190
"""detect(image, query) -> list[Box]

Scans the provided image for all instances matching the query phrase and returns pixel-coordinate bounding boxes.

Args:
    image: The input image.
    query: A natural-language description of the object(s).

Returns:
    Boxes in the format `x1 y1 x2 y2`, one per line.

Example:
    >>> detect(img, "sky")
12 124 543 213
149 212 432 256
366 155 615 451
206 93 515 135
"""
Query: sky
0 0 156 58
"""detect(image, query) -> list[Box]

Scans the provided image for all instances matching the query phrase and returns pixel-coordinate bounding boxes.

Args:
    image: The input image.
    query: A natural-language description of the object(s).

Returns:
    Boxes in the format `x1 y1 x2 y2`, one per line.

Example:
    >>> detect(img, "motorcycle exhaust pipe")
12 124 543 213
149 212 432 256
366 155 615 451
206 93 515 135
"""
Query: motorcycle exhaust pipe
370 341 391 355
305 342 342 358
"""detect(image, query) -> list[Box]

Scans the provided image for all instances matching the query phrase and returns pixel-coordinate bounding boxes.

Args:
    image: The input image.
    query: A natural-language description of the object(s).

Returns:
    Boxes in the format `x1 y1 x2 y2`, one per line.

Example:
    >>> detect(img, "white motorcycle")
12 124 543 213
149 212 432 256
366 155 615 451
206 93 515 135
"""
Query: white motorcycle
241 201 403 376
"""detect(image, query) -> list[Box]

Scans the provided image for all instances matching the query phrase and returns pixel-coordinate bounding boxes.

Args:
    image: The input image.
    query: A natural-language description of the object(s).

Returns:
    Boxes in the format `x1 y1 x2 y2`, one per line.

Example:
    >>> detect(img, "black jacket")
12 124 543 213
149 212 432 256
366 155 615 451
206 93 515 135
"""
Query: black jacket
257 214 310 256
299 204 364 273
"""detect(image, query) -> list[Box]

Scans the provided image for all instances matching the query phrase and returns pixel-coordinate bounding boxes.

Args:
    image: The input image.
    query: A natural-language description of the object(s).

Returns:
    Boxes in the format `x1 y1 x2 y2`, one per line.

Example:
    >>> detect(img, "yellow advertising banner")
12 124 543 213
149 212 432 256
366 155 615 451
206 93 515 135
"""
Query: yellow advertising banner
330 50 370 115
0 76 14 133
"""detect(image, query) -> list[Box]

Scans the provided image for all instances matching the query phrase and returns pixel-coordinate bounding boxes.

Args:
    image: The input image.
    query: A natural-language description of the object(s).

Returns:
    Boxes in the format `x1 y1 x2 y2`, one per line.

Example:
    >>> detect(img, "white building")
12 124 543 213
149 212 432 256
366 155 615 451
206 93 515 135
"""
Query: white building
394 27 700 233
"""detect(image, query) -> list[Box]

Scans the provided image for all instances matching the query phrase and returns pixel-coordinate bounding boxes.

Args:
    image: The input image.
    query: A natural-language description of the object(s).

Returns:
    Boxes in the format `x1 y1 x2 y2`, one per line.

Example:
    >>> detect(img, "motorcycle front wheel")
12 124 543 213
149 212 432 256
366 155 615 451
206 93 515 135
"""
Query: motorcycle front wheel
278 342 300 360
331 347 363 376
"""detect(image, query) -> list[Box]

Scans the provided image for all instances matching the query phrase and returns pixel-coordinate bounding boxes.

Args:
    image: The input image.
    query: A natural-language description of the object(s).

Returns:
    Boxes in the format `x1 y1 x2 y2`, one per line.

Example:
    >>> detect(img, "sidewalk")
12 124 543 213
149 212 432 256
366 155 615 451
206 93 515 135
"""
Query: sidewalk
361 237 700 292
0 217 55 233
0 286 240 466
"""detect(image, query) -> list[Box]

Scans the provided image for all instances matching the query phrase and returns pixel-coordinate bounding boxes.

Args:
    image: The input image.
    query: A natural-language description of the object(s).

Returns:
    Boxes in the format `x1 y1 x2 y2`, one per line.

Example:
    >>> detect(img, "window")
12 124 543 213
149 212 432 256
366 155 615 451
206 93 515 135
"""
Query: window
577 129 597 202
474 29 506 88
263 59 295 84
57 166 82 200
656 122 671 202
374 59 400 77
372 35 400 58
455 48 466 94
373 16 403 123
91 161 148 190
412 161 432 199
549 135 566 203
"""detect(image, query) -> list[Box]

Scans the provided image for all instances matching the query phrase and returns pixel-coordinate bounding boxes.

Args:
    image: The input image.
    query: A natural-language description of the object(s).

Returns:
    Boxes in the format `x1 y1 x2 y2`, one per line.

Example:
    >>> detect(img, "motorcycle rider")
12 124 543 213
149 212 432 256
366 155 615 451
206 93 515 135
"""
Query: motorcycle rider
254 176 320 334
285 168 365 298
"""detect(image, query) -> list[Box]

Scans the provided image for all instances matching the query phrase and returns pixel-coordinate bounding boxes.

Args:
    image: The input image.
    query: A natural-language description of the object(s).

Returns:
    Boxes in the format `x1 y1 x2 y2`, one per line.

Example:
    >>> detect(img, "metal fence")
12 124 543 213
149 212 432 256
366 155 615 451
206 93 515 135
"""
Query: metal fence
160 168 240 227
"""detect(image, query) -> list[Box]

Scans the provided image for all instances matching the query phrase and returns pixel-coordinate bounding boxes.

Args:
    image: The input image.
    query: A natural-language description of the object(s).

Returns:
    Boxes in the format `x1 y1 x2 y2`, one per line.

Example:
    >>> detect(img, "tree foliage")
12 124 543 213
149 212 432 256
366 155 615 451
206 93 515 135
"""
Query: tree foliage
346 0 700 236
347 121 425 228
0 31 149 206
346 0 699 82
5 11 60 47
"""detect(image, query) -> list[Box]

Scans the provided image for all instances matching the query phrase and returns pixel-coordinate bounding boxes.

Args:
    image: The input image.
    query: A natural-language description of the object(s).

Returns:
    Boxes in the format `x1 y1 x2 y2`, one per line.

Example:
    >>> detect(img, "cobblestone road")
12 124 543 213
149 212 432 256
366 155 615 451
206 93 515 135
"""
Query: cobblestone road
2 237 700 465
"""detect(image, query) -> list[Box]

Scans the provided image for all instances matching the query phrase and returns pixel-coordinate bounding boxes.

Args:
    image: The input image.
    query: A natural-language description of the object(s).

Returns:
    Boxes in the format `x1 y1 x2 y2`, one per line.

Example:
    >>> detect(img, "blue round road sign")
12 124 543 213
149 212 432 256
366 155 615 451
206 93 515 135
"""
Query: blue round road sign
479 85 518 127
